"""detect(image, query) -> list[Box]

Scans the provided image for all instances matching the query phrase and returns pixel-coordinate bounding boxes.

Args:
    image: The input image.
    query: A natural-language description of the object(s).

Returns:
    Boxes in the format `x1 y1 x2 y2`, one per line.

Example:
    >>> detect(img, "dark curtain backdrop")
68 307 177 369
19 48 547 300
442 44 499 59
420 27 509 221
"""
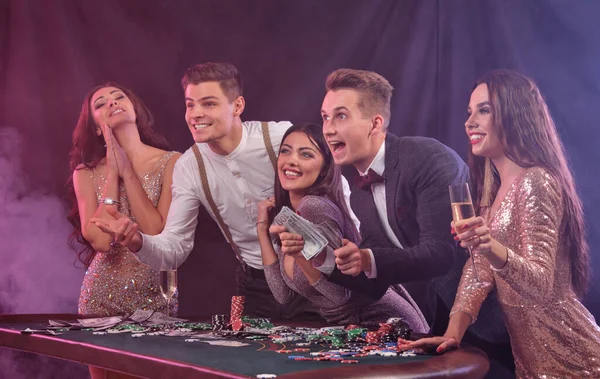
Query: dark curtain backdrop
1 0 599 376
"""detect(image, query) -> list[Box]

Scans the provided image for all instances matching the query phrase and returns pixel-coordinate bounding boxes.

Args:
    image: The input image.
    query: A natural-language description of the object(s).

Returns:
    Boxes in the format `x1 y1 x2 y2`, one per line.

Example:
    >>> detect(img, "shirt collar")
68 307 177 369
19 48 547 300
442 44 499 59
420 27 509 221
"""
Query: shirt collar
358 141 385 176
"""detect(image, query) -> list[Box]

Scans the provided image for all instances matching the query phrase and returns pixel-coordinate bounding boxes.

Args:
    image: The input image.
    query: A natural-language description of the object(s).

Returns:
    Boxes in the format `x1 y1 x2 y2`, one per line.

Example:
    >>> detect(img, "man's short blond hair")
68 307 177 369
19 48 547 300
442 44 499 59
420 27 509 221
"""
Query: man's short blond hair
325 68 393 129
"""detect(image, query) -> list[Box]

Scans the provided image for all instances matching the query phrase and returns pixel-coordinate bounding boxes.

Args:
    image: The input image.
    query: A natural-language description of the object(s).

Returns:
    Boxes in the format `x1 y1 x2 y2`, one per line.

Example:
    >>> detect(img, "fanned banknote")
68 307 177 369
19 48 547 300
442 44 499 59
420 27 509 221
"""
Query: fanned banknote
272 206 329 260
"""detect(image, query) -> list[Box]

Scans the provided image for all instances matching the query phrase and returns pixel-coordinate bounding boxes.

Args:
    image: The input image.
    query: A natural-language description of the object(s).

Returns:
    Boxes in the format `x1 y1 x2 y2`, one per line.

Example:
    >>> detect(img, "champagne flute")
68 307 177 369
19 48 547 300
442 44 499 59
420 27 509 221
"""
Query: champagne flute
449 183 485 287
159 252 177 320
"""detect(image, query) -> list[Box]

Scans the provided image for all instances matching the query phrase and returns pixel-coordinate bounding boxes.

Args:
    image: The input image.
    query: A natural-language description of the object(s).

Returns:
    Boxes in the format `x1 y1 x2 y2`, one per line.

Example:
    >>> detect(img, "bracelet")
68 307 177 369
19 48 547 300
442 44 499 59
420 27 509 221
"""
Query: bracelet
256 220 269 226
101 197 121 207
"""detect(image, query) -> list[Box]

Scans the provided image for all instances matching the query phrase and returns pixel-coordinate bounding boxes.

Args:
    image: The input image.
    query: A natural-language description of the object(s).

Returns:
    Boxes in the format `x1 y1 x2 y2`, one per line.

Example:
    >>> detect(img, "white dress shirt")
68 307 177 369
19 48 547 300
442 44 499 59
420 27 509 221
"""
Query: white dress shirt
316 141 403 278
359 141 404 278
135 120 358 271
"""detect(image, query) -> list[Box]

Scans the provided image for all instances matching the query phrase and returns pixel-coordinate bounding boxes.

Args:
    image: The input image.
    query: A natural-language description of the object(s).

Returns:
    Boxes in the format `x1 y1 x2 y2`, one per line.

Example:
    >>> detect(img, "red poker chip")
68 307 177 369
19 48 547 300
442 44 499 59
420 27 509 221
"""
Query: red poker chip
232 318 243 331
276 349 292 354
341 360 358 364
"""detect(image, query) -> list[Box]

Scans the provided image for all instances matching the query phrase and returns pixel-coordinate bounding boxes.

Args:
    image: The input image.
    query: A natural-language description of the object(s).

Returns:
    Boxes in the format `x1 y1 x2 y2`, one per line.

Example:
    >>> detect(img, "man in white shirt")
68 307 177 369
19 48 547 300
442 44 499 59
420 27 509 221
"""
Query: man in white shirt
98 62 354 320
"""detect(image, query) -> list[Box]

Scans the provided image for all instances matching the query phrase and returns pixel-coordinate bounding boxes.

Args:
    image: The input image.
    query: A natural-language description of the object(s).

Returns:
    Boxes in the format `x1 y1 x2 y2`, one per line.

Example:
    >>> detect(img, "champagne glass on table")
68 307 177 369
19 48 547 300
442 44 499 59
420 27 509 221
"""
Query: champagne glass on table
449 183 485 288
160 252 177 320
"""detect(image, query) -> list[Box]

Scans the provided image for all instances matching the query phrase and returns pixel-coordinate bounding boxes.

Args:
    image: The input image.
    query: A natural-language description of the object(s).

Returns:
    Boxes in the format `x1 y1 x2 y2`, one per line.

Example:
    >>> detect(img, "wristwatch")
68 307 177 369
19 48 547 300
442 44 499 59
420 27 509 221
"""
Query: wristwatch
101 197 121 207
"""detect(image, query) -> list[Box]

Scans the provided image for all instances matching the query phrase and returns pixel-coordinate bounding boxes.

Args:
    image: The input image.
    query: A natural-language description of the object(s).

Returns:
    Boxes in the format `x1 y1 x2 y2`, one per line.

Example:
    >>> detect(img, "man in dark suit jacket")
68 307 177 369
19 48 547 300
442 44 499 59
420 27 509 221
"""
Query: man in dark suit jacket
278 68 514 378
318 69 466 302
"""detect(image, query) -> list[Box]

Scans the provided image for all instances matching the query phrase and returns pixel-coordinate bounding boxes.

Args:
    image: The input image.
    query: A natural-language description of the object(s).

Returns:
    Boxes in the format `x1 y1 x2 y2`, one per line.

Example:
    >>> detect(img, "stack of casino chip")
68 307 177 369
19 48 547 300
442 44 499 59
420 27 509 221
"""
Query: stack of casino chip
211 314 229 331
365 331 380 344
393 323 411 340
230 296 245 331
386 317 412 340
377 323 394 336
346 327 367 342
377 323 396 343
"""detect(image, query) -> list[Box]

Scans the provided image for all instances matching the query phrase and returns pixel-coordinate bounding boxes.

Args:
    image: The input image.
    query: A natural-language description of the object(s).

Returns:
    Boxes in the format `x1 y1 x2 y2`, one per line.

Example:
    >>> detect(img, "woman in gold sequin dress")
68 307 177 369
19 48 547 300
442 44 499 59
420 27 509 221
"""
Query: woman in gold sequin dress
66 82 181 319
401 70 600 378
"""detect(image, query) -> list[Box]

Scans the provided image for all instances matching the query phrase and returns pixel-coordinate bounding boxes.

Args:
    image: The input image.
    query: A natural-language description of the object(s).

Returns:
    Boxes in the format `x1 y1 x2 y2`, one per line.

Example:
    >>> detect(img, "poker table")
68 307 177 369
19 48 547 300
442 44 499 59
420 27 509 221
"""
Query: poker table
0 314 489 378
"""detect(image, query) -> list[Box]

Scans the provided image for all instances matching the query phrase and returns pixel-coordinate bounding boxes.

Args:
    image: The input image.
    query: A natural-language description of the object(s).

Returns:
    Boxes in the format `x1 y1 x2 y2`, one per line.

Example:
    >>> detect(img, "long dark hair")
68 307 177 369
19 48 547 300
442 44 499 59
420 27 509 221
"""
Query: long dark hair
271 123 360 244
66 82 171 267
468 69 589 298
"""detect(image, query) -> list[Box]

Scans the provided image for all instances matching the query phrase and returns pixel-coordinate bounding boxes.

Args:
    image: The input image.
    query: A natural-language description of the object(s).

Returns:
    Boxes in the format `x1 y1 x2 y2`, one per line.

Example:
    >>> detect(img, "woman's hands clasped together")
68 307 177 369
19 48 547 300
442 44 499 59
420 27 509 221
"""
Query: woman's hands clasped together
101 123 133 179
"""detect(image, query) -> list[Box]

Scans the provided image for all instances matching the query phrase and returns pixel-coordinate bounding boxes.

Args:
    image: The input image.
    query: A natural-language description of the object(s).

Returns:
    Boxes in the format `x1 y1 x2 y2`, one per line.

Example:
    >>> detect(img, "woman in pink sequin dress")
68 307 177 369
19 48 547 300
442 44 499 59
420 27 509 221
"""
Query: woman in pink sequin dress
401 70 600 378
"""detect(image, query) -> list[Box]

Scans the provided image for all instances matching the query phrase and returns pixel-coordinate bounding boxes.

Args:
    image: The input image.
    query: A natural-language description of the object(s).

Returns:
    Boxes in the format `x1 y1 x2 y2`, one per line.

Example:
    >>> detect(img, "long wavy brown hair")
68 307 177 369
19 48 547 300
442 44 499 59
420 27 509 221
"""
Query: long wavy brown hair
271 123 360 245
66 82 170 267
468 69 589 298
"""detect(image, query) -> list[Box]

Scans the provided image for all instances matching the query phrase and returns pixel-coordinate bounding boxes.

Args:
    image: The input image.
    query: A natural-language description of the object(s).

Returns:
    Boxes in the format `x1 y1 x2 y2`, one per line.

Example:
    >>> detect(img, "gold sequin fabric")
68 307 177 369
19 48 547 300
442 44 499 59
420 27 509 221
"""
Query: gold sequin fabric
451 167 600 378
78 152 179 316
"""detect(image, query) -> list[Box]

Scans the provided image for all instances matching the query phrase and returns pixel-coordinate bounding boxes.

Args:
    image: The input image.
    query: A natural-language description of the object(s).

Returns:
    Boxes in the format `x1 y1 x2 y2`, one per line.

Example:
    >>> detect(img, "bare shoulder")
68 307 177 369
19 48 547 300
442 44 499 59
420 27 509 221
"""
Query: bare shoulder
72 165 96 197
167 151 182 162
139 147 180 170
73 164 93 181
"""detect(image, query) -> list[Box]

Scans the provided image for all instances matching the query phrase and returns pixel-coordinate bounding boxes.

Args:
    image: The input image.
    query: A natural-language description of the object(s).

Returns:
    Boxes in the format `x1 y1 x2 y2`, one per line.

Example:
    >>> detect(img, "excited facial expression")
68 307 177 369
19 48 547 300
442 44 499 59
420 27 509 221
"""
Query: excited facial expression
321 89 378 172
277 131 325 197
90 86 136 130
465 83 504 159
184 81 242 143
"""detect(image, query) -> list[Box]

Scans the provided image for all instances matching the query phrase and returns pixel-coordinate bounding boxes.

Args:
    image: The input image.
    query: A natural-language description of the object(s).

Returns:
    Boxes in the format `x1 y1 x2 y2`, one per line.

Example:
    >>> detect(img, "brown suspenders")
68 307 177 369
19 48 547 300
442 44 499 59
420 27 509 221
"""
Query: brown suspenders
191 122 277 263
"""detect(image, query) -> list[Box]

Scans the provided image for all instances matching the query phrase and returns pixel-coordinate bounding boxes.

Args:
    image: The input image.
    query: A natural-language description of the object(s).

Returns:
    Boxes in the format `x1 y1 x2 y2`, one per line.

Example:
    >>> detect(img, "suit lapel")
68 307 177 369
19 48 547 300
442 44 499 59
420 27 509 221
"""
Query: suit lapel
383 134 406 244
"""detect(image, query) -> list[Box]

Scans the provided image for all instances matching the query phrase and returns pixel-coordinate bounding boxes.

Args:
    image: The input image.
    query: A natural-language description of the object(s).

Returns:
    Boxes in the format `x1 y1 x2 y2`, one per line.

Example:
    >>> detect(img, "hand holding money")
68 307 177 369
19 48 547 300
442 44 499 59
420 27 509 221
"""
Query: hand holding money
272 206 328 260
269 224 305 256
278 230 305 257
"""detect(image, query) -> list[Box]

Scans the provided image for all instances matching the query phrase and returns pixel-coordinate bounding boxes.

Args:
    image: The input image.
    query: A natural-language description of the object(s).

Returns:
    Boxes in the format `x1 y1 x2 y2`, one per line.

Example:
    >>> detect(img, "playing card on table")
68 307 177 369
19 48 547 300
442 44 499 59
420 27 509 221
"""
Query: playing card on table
162 329 196 337
21 328 64 335
202 340 250 347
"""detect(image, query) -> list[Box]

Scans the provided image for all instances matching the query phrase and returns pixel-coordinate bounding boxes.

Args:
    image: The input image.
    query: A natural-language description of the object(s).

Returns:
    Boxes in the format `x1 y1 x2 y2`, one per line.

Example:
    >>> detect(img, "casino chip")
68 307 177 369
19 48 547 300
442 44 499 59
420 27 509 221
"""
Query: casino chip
256 374 277 378
211 314 229 331
230 296 245 325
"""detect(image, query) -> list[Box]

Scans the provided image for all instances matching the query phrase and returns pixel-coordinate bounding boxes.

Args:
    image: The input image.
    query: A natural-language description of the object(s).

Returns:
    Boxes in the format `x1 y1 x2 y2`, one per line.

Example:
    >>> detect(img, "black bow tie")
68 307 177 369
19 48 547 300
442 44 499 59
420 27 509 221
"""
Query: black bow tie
355 169 385 190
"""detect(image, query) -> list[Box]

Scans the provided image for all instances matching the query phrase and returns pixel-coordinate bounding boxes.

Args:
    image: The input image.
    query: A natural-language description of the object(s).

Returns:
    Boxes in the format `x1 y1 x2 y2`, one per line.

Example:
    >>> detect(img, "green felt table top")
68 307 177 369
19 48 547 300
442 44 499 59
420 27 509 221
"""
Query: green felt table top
0 321 431 377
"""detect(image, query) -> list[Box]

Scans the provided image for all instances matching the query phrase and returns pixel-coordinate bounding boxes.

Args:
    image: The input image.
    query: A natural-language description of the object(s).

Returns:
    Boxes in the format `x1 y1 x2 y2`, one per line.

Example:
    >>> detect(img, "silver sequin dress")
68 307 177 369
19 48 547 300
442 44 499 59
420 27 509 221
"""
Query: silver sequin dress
78 152 178 316
451 167 600 378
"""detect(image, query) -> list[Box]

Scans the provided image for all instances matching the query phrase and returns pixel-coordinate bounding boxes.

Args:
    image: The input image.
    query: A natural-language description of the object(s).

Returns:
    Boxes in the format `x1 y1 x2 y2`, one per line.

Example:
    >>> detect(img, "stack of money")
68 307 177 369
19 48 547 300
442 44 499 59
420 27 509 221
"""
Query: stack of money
272 206 341 260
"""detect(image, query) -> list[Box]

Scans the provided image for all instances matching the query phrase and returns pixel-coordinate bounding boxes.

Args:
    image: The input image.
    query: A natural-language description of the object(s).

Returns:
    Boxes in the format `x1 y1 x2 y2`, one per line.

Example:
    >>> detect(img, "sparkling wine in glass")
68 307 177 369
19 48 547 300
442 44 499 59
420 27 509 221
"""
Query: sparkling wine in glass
449 183 484 287
160 252 177 320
